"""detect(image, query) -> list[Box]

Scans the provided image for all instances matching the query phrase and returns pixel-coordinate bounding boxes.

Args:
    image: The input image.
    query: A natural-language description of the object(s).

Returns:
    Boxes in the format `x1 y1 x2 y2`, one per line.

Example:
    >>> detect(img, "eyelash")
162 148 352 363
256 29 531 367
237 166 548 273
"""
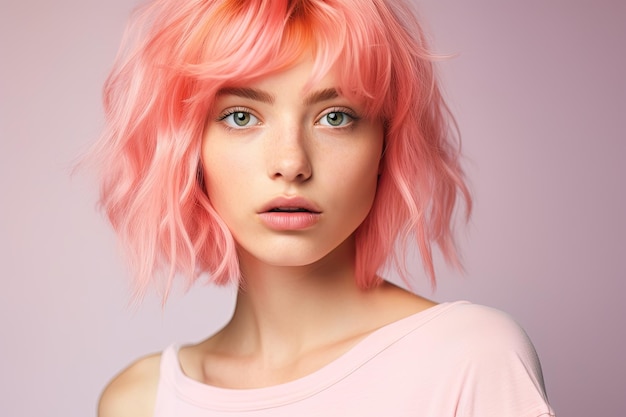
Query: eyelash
216 107 259 130
215 106 361 130
316 107 360 129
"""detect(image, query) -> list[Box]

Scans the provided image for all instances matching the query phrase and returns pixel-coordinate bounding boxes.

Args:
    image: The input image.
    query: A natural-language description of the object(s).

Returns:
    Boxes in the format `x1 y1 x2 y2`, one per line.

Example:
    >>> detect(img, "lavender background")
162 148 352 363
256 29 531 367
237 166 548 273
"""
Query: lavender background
1 0 624 415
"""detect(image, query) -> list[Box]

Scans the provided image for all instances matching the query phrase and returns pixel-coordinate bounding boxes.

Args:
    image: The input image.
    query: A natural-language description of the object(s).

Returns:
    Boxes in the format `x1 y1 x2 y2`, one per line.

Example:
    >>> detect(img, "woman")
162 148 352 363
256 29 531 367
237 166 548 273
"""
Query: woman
92 0 555 416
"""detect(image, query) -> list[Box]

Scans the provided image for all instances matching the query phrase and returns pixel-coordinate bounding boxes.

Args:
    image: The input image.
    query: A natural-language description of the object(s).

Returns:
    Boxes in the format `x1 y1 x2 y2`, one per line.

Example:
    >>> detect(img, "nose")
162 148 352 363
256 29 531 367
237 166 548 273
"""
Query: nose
266 124 312 182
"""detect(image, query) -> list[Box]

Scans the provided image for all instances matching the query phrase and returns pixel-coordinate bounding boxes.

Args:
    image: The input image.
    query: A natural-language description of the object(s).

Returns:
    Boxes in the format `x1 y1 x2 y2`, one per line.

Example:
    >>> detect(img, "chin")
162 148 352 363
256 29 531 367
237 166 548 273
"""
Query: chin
250 250 335 268
237 235 356 271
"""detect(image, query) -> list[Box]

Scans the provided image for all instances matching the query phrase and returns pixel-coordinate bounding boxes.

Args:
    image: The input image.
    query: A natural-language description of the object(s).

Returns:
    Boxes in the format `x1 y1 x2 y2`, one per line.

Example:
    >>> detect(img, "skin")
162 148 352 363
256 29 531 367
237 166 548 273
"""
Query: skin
98 59 436 417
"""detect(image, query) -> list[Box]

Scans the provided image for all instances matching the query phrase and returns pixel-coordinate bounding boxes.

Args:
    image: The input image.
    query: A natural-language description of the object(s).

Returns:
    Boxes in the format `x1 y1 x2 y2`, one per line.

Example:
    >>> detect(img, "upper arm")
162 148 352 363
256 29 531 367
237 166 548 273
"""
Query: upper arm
98 353 161 417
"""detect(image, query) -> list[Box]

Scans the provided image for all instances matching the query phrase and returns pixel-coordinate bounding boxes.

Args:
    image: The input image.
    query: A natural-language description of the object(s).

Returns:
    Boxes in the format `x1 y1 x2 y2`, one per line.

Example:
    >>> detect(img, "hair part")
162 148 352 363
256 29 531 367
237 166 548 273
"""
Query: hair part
89 0 471 302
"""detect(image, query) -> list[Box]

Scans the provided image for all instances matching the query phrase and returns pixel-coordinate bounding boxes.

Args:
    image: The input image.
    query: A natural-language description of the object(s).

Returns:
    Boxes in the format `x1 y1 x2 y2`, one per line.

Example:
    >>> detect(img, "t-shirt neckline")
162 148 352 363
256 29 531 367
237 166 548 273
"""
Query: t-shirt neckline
167 300 469 411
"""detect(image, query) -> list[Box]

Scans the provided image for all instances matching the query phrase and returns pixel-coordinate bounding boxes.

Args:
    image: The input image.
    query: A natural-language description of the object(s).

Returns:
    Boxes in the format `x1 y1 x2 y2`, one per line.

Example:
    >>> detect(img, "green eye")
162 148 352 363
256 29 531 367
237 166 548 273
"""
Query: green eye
326 112 344 126
222 111 259 128
319 111 353 127
233 112 251 126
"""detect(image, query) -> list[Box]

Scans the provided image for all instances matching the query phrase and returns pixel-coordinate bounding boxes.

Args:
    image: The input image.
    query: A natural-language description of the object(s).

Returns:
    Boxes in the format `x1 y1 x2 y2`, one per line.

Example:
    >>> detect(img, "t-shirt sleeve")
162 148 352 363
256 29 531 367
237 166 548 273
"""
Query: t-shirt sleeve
452 305 556 417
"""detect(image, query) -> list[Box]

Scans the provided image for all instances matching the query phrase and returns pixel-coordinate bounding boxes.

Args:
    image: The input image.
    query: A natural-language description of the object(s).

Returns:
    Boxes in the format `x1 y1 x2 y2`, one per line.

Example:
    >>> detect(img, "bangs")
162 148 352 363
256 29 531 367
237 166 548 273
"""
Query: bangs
179 0 394 117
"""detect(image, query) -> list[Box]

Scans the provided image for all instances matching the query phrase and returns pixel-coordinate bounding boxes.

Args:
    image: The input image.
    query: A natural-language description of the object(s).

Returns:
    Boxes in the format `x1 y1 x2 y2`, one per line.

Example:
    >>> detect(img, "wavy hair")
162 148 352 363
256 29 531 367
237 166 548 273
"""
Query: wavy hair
89 0 471 301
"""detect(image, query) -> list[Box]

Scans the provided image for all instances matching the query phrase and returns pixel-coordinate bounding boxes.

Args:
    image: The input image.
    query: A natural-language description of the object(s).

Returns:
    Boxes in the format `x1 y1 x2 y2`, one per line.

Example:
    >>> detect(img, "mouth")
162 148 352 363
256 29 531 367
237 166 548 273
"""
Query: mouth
258 197 322 230
268 207 316 213
259 196 322 214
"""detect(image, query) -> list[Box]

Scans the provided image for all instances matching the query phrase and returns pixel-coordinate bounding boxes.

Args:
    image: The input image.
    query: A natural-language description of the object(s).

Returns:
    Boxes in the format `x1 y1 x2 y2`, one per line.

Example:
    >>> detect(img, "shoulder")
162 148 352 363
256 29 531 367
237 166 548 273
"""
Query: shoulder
434 303 554 415
388 301 545 380
439 303 547 388
98 353 161 417
430 302 540 363
435 302 533 342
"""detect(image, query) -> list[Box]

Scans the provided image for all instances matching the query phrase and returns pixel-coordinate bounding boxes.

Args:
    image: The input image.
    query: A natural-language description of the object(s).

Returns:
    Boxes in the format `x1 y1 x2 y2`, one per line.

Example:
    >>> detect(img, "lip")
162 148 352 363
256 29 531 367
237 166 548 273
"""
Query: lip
258 196 322 231
258 196 322 214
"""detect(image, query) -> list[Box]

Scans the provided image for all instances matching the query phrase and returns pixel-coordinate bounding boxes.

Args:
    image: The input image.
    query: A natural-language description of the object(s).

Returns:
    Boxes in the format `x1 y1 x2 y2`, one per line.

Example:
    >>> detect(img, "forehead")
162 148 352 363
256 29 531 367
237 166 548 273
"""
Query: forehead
215 56 352 101
231 57 336 91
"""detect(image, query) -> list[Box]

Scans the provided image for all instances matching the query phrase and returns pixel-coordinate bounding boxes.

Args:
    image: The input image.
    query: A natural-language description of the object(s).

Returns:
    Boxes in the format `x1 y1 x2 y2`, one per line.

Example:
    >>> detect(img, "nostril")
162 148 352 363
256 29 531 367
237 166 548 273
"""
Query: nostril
269 155 313 181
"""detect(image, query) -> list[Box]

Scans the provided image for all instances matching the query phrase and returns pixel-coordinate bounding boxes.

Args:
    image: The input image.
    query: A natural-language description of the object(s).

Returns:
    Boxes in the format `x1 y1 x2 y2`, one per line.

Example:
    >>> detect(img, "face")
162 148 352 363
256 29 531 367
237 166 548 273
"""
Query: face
201 58 384 270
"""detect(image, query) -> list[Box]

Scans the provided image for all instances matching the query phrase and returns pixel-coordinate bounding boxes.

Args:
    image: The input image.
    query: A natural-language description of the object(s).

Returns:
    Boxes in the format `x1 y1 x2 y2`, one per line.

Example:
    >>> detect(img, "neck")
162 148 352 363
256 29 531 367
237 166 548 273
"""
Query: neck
199 238 435 388
221 237 373 360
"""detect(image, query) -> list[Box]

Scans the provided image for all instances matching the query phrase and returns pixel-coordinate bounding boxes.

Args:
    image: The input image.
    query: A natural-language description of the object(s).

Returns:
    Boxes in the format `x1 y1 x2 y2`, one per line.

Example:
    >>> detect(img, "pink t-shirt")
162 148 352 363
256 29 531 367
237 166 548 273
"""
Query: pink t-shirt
153 301 555 416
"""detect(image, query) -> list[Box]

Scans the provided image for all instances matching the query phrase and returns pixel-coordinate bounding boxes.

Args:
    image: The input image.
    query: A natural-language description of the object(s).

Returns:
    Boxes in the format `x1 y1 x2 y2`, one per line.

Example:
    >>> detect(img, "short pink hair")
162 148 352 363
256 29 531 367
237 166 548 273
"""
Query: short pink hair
90 0 471 300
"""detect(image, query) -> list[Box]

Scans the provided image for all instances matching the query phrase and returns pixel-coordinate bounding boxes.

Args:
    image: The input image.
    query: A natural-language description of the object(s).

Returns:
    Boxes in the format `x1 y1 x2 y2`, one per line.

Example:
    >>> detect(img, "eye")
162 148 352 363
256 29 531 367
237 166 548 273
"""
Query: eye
317 110 356 127
220 110 260 128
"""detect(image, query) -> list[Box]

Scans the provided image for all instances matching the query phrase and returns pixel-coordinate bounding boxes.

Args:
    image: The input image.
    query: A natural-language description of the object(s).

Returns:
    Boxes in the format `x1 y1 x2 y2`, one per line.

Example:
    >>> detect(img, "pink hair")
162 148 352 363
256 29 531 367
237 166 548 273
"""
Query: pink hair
90 0 471 301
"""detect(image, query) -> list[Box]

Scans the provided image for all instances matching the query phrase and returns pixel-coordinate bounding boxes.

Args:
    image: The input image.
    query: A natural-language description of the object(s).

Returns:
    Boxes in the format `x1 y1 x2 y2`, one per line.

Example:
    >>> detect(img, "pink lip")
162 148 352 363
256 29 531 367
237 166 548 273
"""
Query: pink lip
259 196 321 214
258 196 322 231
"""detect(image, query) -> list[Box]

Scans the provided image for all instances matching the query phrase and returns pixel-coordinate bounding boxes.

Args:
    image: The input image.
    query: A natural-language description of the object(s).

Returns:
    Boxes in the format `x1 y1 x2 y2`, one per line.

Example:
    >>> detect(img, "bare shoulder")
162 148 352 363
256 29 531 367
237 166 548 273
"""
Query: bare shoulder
98 353 161 417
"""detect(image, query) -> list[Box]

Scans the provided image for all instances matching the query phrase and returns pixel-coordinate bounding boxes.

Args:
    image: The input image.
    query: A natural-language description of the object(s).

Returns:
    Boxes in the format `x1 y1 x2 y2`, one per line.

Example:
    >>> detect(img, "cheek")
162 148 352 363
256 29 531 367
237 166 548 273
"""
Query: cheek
201 143 241 215
328 147 381 212
353 140 385 212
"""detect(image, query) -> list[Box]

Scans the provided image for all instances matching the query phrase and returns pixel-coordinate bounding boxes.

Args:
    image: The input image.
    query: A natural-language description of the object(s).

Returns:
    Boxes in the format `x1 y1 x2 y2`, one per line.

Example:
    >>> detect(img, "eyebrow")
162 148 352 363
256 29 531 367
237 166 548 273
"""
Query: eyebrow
303 88 339 105
216 87 275 104
216 87 340 106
